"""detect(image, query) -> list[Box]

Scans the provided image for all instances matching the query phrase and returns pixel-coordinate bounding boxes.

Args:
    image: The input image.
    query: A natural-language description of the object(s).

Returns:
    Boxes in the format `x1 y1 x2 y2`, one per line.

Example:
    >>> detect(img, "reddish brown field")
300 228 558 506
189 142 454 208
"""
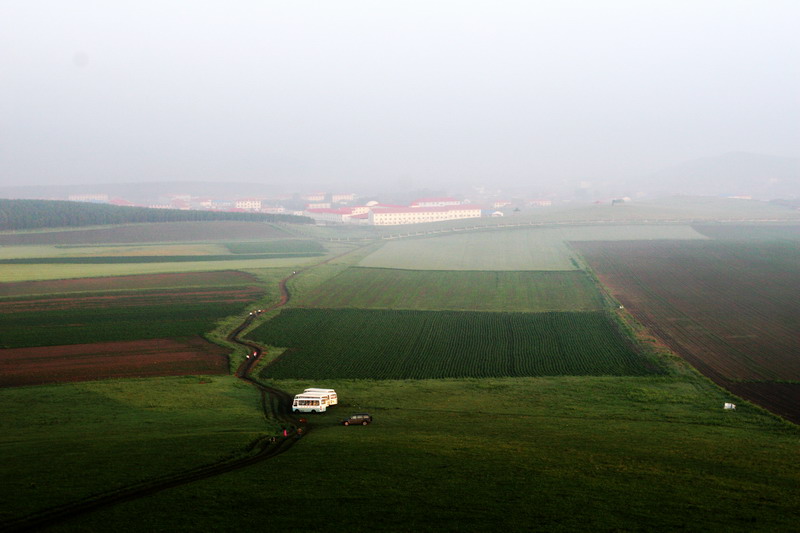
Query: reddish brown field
0 338 229 387
576 240 800 424
0 287 263 314
0 270 257 298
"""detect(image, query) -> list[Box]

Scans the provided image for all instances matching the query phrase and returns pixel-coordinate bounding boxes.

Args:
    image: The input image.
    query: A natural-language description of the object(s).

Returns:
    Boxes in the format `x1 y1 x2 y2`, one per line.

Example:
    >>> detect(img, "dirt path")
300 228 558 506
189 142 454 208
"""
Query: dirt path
0 312 301 533
0 244 369 532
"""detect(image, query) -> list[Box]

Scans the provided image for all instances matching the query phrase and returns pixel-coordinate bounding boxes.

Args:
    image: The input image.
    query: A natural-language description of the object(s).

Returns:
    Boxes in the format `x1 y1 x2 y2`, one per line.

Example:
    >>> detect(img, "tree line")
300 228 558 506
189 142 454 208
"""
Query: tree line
0 199 312 231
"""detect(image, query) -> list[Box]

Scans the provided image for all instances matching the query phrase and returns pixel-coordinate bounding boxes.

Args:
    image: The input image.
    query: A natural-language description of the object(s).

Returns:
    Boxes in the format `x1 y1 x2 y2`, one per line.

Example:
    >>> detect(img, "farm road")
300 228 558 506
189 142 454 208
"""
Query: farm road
0 263 319 532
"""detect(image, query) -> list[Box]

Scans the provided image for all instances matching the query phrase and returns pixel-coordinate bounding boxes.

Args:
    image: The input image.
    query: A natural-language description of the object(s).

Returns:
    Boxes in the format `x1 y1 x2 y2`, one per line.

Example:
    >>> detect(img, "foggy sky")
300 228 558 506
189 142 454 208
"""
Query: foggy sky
2 1 799 193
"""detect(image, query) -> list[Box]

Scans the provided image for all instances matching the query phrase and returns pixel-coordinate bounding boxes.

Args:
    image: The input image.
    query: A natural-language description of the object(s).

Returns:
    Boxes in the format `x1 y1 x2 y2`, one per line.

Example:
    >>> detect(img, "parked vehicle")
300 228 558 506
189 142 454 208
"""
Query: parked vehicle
303 388 338 405
292 393 330 413
341 413 372 426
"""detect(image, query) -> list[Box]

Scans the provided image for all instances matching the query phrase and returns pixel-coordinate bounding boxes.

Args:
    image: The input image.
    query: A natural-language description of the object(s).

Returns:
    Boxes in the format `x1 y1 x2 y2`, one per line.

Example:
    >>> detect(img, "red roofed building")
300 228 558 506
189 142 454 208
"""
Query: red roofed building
304 206 369 224
369 205 481 226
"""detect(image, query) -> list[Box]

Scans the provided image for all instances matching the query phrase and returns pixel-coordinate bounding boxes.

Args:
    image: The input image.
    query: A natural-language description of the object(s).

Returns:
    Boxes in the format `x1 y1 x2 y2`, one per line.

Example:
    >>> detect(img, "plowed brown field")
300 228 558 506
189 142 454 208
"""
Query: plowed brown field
576 240 800 424
0 338 228 387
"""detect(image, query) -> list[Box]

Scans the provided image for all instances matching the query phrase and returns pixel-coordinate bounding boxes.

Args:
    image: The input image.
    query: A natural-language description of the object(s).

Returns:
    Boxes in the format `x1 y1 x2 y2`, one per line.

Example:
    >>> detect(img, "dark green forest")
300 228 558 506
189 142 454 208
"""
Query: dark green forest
0 199 311 231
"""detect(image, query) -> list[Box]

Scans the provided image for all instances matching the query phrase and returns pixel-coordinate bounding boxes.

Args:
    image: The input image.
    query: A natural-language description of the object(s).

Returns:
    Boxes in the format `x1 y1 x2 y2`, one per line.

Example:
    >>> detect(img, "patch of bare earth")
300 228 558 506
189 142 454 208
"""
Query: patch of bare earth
0 337 229 387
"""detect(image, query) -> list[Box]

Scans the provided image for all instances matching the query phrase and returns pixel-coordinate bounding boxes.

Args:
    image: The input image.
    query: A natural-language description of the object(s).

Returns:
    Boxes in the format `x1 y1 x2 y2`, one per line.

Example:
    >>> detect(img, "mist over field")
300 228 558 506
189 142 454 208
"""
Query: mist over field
2 1 799 199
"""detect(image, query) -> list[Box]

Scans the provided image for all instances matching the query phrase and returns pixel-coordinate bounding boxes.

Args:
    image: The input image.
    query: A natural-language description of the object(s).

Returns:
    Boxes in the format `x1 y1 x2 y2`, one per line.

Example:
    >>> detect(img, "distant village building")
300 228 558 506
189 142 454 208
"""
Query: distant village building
68 194 109 203
493 200 512 209
304 206 370 224
109 197 135 207
302 193 326 202
369 205 482 226
331 193 355 203
410 197 461 208
306 202 332 210
235 199 262 210
528 199 553 207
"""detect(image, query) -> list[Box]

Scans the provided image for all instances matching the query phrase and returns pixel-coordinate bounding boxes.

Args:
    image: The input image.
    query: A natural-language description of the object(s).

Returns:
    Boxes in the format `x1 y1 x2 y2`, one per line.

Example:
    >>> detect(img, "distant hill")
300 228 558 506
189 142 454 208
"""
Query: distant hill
0 199 311 231
637 152 800 200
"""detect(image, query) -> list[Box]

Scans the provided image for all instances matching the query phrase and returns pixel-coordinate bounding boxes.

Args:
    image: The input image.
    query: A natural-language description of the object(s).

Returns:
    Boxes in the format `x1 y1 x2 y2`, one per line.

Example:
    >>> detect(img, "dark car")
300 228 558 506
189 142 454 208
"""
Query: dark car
341 413 372 426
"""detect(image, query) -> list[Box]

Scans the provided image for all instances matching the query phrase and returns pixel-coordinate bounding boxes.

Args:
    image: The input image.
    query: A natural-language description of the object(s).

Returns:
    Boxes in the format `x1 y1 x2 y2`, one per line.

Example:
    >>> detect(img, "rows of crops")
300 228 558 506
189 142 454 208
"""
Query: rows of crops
0 286 264 349
250 308 662 380
295 267 604 312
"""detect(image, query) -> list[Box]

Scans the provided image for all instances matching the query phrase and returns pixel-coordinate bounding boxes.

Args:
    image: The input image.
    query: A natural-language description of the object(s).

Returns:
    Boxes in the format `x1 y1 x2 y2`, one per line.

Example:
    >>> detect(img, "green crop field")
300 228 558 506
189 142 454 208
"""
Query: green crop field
0 286 264 348
295 267 604 312
249 308 661 379
358 225 707 270
47 377 800 532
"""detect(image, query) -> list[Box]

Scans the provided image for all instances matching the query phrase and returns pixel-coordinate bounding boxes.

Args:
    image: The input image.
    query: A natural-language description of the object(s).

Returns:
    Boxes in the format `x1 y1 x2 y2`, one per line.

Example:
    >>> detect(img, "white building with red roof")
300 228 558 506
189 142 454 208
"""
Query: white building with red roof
304 206 369 224
235 199 262 210
369 205 481 226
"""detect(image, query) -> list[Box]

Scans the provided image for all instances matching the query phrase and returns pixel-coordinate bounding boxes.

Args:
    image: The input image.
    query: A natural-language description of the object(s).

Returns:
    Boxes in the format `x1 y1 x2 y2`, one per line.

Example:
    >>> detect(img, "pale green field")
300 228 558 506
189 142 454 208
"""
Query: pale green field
0 256 328 283
0 243 229 259
0 242 356 282
359 225 707 271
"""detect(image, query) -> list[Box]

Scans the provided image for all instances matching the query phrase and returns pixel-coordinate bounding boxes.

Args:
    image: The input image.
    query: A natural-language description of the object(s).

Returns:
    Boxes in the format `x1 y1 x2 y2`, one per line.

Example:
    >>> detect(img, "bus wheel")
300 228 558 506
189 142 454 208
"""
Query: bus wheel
343 421 349 426
362 421 368 425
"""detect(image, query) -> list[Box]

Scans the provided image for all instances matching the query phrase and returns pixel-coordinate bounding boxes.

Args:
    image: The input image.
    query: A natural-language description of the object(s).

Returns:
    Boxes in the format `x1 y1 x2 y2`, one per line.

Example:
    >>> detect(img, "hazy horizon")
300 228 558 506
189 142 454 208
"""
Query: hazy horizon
2 1 799 193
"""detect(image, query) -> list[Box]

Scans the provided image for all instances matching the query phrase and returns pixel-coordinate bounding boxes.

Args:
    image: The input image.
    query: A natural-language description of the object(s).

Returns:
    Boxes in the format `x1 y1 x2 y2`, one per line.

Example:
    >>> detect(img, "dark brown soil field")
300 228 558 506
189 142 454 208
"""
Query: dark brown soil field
0 287 263 314
0 221 290 245
0 337 229 387
576 240 800 424
0 271 258 298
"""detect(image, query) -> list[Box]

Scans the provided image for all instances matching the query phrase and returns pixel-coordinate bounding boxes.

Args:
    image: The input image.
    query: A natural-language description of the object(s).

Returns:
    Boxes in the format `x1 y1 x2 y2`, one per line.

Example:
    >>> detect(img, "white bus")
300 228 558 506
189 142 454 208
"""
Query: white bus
303 388 338 405
292 393 330 413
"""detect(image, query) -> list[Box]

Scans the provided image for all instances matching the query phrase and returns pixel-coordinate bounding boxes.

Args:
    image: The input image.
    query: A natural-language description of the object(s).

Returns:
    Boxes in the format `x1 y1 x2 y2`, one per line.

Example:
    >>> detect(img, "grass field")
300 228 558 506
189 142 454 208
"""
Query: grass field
693 223 800 241
0 376 271 521
45 377 800 532
358 225 707 270
3 218 800 531
249 309 661 379
295 267 604 312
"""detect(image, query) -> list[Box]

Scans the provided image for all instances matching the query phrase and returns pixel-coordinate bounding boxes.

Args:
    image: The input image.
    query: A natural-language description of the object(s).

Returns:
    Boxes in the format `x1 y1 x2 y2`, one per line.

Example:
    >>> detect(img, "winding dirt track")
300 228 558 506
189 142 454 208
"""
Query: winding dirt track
0 274 302 533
